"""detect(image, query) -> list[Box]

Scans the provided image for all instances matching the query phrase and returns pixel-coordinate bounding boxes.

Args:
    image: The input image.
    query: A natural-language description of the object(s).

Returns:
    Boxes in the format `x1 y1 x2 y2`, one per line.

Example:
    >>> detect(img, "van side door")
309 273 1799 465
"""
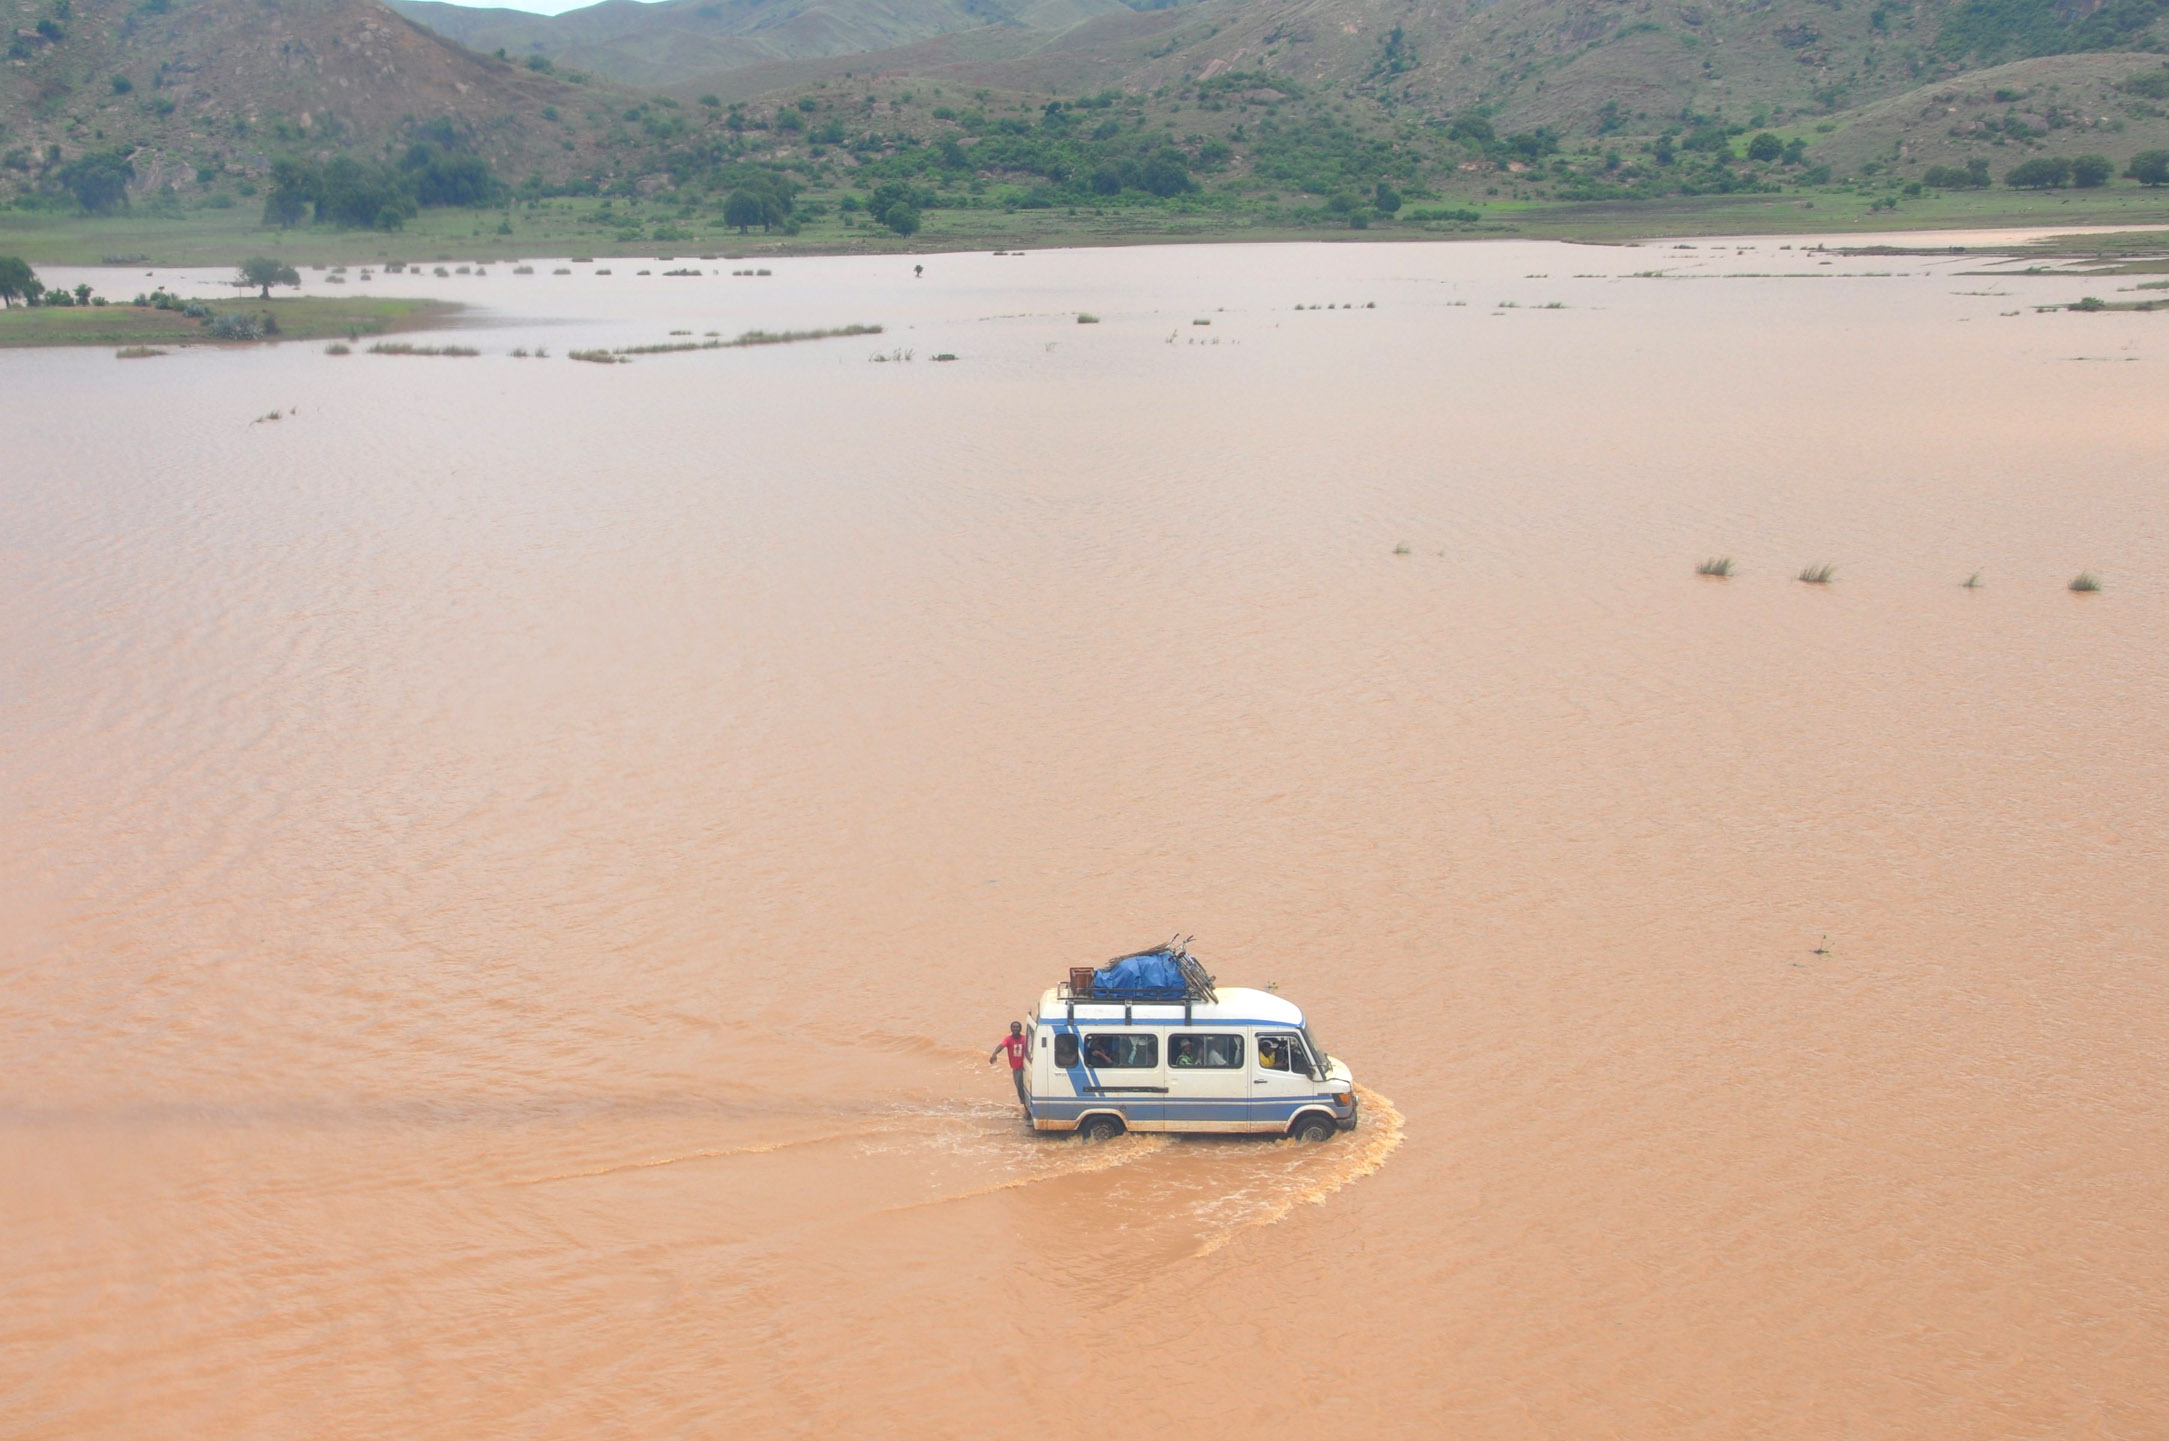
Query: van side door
1164 1032 1247 1130
1078 1030 1165 1124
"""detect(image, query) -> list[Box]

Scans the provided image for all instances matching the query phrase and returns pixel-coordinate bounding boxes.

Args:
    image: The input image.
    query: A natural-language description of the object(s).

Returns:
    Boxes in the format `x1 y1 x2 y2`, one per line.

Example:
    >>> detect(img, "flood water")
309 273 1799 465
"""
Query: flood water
3 236 2165 1438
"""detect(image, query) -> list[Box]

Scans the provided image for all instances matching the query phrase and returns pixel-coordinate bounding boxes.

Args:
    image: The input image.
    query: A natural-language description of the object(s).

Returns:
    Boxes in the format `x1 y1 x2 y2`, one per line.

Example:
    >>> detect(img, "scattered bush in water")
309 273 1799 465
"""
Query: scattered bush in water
116 345 165 359
1077 313 1100 323
734 324 879 347
325 342 351 355
1697 557 1735 577
932 353 957 361
2069 571 2101 592
368 341 480 356
567 348 625 364
1797 563 1836 584
592 324 885 360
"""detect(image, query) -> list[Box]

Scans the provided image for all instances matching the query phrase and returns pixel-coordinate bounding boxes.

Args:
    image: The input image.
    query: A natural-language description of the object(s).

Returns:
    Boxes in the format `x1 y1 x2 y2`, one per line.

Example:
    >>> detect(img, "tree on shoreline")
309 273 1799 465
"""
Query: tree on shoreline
237 257 300 299
0 255 42 307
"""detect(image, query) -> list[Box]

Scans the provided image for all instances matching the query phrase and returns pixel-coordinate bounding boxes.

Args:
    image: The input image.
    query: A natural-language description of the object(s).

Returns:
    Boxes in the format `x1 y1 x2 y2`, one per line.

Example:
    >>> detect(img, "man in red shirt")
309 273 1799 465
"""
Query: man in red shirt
988 1022 1030 1110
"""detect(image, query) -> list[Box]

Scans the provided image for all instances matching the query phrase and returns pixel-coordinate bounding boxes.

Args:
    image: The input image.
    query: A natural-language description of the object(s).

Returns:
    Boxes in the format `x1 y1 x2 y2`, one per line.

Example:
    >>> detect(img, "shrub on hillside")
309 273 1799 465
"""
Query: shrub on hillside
2071 153 2114 188
2006 156 2073 188
1922 159 1991 188
2127 150 2169 185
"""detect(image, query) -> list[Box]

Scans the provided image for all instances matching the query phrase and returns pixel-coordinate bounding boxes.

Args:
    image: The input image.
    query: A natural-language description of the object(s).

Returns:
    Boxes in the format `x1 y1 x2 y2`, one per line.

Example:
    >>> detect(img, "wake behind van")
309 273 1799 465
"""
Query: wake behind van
1021 943 1357 1141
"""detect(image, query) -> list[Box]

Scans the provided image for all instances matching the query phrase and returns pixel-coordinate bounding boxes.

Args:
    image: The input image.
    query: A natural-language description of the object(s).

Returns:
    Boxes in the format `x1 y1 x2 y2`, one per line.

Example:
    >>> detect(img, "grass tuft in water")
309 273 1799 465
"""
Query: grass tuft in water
1077 313 1100 324
2069 571 2101 593
1962 571 1982 589
115 345 165 359
324 342 350 355
1797 563 1836 585
1696 557 1734 577
1393 543 1411 556
368 342 479 357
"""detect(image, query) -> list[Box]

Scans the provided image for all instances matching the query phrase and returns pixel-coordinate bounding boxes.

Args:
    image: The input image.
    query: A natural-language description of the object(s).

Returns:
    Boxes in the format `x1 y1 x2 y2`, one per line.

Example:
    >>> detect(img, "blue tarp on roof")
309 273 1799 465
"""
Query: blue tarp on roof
1094 950 1187 997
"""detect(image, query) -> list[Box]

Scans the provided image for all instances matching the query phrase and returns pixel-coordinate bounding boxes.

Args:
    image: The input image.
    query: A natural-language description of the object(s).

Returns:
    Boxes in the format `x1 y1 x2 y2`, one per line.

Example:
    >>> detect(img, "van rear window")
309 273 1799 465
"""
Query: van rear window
1054 1033 1079 1067
1169 1034 1243 1069
1082 1033 1158 1068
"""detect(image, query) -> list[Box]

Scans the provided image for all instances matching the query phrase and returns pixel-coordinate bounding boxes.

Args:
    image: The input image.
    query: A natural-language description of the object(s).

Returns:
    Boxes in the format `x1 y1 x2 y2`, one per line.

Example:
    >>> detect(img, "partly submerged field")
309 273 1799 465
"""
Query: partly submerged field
0 294 458 348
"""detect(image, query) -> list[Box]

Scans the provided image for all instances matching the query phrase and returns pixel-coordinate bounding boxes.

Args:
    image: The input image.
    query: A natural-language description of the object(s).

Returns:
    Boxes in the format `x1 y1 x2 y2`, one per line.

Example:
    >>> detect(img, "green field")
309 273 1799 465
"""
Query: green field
2 183 2167 273
0 295 460 348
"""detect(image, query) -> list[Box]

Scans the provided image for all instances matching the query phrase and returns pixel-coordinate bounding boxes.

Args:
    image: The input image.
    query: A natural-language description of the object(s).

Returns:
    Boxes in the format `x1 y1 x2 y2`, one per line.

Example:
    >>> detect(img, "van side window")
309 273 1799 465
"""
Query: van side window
1169 1034 1243 1069
1082 1033 1158 1068
1258 1034 1309 1074
1054 1033 1079 1068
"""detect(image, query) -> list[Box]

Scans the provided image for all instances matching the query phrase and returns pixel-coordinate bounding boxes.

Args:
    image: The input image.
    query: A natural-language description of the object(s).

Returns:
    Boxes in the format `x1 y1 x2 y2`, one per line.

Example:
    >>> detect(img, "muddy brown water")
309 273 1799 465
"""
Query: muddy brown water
3 237 2165 1439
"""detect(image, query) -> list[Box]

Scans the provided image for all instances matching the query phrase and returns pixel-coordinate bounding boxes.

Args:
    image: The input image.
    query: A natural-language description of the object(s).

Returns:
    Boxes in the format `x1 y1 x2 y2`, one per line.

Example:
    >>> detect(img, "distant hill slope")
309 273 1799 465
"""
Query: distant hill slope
817 0 2164 134
627 0 2169 145
384 0 1146 87
0 0 635 205
1799 51 2169 173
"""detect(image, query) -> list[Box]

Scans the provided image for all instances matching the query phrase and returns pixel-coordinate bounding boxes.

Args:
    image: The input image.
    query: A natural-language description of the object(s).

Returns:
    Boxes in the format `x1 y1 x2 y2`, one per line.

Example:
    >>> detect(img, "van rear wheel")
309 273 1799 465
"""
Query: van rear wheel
1080 1115 1125 1143
1289 1114 1336 1144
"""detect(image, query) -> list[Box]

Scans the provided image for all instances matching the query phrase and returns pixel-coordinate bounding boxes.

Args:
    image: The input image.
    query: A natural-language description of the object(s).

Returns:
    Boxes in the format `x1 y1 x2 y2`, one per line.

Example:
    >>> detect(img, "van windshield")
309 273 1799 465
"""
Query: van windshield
1301 1027 1330 1077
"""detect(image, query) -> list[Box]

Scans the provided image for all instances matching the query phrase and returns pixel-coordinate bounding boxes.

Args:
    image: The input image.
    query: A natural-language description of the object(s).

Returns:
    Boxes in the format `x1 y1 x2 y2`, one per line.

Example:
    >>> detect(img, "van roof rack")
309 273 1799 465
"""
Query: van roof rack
1061 935 1218 1006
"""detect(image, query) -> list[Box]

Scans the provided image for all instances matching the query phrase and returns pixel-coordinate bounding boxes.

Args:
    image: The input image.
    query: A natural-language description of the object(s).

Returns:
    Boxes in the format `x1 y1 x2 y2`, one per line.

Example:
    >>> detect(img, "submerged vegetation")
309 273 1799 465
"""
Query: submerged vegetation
2069 571 2102 592
1697 557 1736 577
567 323 884 363
1798 563 1837 584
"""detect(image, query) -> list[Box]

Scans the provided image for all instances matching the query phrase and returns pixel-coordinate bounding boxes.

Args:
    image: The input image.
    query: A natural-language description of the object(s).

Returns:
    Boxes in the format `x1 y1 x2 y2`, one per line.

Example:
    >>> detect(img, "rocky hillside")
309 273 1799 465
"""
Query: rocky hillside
385 0 1139 87
6 0 2165 221
0 0 635 205
1805 50 2169 174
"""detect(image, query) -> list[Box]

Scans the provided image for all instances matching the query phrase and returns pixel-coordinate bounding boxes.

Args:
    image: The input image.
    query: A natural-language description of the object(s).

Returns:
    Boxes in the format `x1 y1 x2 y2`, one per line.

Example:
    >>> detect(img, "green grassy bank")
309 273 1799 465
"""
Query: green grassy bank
3 183 2166 270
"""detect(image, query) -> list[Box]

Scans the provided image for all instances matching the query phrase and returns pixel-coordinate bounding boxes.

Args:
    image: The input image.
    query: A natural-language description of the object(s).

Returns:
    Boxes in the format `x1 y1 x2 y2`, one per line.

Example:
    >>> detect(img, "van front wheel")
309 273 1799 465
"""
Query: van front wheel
1080 1115 1125 1143
1289 1114 1336 1144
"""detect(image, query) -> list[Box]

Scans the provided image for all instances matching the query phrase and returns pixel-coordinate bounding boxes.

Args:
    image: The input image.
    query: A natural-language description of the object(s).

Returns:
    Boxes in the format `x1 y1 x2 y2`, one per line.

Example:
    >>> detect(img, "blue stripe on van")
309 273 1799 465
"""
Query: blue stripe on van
1029 1097 1332 1119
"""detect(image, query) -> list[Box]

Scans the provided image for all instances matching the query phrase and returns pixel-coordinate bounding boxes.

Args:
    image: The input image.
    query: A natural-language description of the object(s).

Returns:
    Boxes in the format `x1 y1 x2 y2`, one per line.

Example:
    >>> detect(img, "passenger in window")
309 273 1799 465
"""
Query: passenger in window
1084 1035 1115 1067
1259 1036 1291 1071
1172 1035 1242 1068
